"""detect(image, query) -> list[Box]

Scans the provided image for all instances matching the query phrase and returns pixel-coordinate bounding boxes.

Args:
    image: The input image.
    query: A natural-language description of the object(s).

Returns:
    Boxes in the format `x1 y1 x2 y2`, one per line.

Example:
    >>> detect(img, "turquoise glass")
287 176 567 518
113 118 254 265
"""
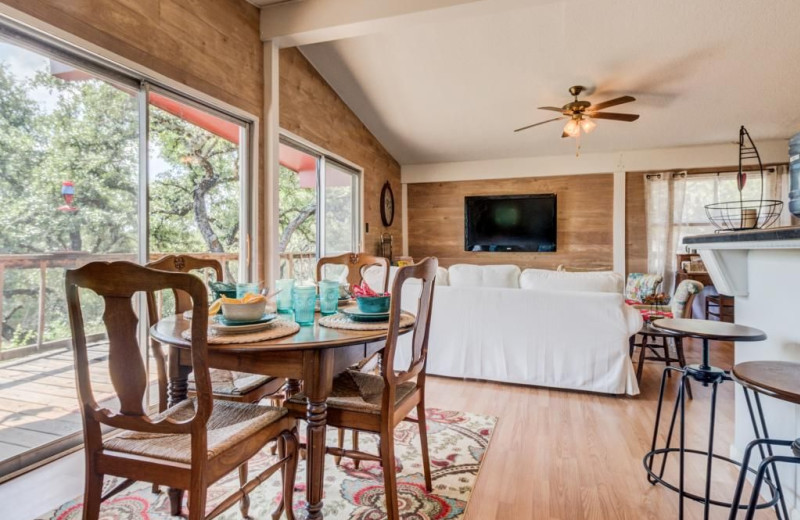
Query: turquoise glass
275 278 295 313
236 282 259 299
318 280 339 316
292 285 316 326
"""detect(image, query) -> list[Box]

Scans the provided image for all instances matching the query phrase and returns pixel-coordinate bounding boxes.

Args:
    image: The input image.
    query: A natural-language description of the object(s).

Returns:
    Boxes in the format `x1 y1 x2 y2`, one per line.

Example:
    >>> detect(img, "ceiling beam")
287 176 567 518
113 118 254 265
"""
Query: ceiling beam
260 0 506 46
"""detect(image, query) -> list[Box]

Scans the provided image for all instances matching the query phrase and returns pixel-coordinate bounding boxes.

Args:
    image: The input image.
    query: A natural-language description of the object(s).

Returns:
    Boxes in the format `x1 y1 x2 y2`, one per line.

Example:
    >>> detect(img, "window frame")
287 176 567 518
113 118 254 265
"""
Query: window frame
279 131 364 261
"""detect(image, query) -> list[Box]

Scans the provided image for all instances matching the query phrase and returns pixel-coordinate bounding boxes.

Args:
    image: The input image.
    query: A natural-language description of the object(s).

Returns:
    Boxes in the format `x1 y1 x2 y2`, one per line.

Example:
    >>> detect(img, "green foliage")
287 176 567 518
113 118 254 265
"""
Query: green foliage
0 61 241 348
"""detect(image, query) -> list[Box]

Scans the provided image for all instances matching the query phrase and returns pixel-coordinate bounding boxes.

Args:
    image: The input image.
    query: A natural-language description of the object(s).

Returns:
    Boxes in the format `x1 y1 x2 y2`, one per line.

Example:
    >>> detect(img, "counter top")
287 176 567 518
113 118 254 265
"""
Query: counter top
684 226 800 246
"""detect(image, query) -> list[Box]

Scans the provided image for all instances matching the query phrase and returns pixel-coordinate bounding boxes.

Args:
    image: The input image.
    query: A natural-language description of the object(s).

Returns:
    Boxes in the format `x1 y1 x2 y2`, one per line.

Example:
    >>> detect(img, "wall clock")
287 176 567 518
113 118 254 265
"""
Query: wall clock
380 181 394 227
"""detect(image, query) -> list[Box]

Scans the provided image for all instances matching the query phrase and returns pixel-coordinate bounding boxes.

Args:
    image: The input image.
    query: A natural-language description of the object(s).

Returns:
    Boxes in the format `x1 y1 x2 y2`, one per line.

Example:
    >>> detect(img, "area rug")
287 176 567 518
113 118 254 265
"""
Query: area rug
39 408 496 520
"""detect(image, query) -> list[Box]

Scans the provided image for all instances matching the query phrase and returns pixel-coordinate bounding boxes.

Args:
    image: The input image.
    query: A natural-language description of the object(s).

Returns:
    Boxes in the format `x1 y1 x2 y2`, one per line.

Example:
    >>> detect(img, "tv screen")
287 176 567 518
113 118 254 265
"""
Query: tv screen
464 194 557 252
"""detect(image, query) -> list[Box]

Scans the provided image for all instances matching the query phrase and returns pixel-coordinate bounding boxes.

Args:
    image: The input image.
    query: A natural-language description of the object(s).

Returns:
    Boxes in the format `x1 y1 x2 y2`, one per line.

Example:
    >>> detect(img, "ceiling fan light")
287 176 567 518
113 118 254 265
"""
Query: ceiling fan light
563 118 580 137
580 118 597 133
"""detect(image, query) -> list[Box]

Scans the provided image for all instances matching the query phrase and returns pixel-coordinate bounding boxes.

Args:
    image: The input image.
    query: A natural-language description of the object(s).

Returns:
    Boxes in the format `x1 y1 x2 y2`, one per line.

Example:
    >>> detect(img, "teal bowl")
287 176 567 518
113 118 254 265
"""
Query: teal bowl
356 295 390 313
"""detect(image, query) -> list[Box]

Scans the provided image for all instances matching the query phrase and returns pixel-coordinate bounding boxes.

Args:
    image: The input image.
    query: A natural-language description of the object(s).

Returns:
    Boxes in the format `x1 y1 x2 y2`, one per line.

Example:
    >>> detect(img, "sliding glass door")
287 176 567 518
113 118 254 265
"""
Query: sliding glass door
278 137 361 282
0 19 253 477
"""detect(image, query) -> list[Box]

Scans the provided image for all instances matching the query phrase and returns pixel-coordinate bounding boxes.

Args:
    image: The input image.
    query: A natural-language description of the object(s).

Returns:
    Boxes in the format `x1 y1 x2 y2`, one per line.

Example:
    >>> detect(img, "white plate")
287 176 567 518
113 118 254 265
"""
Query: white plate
210 319 275 335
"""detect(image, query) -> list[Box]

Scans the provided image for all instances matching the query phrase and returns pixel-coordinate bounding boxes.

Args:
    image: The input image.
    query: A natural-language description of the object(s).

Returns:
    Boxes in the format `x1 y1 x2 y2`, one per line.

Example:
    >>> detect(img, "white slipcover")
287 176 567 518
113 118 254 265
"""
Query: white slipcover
397 284 642 395
519 268 624 294
448 264 521 288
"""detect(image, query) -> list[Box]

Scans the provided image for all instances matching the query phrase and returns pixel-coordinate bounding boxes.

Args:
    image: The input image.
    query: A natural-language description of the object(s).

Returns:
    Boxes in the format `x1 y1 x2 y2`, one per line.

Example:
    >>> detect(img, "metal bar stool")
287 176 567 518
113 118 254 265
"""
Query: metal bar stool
728 361 800 520
642 318 776 520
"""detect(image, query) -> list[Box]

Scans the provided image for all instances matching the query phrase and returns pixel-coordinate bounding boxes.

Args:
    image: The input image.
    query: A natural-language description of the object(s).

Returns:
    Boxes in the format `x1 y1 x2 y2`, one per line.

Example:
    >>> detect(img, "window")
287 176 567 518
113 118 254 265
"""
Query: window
0 18 254 476
645 167 788 292
278 136 361 281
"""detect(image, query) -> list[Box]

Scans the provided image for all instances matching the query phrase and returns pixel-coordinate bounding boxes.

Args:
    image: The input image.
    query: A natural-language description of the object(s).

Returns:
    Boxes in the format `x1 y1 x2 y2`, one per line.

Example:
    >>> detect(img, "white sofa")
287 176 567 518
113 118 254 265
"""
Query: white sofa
365 264 643 396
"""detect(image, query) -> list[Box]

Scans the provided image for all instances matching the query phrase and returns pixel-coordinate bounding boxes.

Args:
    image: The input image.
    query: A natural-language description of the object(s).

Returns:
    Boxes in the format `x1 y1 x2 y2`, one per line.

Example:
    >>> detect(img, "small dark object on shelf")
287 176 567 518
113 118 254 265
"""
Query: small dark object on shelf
704 126 783 232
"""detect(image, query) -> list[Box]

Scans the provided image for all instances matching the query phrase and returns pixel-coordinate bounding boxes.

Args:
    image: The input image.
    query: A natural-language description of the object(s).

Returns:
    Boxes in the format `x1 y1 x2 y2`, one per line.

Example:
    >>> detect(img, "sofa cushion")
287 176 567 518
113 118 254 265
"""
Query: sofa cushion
448 264 520 288
519 268 623 293
363 265 449 290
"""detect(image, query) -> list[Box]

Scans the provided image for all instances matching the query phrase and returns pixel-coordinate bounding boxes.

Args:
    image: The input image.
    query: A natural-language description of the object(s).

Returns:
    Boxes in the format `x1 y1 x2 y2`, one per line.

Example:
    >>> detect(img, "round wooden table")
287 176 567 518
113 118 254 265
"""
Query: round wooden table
151 312 413 520
644 318 772 520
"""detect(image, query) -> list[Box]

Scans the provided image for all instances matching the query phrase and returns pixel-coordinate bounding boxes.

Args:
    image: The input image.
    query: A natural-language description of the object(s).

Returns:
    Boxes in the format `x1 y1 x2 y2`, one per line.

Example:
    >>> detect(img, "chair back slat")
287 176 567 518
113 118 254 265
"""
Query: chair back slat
66 261 211 435
316 252 389 293
103 295 148 416
382 257 437 386
146 255 223 412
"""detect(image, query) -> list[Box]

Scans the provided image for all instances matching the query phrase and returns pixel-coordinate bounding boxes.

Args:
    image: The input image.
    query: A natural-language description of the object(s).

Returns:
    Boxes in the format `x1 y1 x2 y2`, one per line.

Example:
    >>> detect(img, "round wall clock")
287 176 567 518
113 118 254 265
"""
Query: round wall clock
380 181 395 227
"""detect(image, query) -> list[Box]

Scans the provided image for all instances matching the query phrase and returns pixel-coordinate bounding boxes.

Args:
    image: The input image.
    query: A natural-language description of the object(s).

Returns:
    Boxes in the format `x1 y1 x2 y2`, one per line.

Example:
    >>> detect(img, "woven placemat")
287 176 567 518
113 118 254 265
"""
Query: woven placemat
319 312 415 331
181 318 300 344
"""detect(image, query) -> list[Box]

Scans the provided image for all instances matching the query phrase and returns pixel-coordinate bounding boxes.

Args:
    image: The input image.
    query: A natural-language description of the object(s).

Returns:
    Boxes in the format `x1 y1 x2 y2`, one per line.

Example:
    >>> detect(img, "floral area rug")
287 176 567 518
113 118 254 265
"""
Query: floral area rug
40 408 496 520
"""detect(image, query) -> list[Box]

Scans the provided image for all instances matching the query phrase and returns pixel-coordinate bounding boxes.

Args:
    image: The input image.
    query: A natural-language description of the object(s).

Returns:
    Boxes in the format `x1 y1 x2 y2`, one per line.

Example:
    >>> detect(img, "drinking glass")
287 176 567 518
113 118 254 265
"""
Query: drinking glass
275 278 295 313
292 285 316 326
236 282 259 299
318 279 339 316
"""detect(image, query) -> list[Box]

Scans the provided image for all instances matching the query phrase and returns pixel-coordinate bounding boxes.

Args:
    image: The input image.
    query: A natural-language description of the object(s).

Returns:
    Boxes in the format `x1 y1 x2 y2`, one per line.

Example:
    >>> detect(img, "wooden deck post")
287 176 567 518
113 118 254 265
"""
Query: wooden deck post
0 263 4 347
37 261 46 350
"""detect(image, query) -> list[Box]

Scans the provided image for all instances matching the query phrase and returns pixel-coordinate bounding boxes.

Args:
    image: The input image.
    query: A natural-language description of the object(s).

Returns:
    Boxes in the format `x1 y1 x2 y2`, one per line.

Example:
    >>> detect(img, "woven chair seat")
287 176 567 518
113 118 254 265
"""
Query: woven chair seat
104 399 287 464
288 370 416 414
188 369 277 396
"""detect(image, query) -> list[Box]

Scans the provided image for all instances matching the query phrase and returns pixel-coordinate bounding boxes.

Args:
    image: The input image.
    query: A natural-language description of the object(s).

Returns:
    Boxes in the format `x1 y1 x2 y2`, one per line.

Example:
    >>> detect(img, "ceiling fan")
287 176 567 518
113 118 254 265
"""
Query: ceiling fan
514 85 640 138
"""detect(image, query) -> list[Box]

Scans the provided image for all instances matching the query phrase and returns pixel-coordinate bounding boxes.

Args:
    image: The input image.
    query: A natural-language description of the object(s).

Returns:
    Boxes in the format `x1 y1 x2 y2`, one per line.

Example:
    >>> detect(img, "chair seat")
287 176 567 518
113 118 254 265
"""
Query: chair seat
288 370 416 415
189 369 277 396
104 399 287 464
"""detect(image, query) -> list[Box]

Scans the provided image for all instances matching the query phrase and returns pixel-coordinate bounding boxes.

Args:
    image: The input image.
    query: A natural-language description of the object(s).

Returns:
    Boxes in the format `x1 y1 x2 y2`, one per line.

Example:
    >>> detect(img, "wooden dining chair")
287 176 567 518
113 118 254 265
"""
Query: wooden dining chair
316 252 389 293
287 257 438 520
66 261 298 520
147 254 285 408
315 252 390 465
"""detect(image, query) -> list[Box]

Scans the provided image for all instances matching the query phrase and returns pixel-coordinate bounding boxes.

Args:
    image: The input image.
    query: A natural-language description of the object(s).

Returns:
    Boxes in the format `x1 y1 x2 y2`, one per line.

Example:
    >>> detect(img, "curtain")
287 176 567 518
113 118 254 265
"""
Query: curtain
645 172 686 294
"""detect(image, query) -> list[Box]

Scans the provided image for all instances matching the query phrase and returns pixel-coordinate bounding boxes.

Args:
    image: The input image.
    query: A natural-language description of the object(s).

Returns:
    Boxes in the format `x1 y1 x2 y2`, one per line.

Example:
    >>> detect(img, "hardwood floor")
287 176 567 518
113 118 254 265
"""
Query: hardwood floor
0 338 778 519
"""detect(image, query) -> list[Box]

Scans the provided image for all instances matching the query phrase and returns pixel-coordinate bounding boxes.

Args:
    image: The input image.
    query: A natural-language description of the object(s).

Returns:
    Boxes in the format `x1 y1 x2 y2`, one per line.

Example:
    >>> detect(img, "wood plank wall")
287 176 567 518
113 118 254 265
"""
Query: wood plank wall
279 48 402 257
625 171 648 274
407 174 613 269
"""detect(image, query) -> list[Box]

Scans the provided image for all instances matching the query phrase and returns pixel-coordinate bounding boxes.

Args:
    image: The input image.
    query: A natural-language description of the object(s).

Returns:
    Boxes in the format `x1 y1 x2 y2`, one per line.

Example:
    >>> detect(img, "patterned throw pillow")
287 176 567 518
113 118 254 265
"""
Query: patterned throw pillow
624 273 664 303
670 280 704 318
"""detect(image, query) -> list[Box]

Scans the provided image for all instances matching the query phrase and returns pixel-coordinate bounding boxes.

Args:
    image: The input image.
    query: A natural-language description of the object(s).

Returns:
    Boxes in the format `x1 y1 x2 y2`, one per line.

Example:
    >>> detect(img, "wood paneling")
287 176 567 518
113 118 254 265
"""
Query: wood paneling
279 48 402 257
625 171 648 275
407 174 613 269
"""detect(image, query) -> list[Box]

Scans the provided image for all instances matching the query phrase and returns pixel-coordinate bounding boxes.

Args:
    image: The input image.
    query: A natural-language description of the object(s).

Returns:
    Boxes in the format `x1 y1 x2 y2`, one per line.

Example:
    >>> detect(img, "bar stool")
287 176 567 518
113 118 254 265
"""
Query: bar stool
643 318 774 520
631 321 693 399
728 361 800 520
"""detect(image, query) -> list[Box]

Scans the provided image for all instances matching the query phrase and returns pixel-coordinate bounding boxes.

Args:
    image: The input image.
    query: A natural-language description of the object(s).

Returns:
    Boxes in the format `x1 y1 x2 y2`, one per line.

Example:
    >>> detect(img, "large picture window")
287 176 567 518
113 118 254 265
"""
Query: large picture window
0 19 254 476
278 136 361 282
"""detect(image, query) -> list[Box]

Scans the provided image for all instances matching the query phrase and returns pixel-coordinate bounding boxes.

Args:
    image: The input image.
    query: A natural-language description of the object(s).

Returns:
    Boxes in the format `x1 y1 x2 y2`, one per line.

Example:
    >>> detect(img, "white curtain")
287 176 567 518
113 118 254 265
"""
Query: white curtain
645 172 686 294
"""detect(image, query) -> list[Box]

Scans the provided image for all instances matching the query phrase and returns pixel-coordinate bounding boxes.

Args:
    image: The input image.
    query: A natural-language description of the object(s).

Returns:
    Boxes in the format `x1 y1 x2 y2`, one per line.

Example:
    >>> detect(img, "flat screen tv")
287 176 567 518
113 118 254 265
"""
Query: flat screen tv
464 194 557 252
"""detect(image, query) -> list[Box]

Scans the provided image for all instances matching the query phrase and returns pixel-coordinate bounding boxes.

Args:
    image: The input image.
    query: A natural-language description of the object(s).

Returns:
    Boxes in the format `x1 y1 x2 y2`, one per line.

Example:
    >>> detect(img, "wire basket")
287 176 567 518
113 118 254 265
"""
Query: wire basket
704 199 783 232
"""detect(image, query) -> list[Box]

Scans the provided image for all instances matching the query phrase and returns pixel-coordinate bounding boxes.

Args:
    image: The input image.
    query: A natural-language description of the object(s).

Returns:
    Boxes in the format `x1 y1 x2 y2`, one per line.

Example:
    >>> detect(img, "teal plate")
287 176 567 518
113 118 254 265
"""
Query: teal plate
216 313 277 326
341 307 390 323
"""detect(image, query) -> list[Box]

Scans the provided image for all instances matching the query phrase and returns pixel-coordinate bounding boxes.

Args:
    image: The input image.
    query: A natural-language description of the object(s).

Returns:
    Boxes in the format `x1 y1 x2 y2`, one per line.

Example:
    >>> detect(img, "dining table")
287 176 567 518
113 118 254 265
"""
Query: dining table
150 311 414 520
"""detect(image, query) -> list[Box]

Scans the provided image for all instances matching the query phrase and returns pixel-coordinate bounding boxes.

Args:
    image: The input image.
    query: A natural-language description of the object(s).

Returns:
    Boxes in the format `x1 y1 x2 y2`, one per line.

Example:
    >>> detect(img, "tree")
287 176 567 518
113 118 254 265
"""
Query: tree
0 62 242 346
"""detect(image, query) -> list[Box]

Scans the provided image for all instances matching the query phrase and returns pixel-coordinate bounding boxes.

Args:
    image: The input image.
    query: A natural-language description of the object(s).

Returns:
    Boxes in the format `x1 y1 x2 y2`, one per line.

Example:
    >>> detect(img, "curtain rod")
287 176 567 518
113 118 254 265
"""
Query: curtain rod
645 166 778 181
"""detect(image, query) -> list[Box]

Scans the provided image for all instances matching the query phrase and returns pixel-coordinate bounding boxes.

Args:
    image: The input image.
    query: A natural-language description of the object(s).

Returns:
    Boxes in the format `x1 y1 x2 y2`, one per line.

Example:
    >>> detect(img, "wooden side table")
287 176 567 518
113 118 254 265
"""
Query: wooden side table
631 321 693 399
643 319 771 520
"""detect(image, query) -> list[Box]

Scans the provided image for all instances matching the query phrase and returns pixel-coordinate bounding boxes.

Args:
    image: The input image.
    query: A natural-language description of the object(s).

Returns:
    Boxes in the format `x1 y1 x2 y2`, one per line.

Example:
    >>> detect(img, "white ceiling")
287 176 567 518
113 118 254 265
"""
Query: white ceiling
300 0 800 165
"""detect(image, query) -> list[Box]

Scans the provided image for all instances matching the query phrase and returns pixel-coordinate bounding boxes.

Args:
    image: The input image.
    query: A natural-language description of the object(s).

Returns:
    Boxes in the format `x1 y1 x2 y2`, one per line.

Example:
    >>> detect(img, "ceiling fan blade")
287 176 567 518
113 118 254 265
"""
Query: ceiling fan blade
588 112 640 122
538 106 566 113
514 116 565 133
561 131 569 138
590 95 635 111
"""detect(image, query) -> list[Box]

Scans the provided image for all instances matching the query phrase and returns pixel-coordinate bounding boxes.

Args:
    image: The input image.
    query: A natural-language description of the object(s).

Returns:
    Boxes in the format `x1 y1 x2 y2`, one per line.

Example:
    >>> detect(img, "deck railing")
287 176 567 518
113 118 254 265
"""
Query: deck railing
0 251 238 356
